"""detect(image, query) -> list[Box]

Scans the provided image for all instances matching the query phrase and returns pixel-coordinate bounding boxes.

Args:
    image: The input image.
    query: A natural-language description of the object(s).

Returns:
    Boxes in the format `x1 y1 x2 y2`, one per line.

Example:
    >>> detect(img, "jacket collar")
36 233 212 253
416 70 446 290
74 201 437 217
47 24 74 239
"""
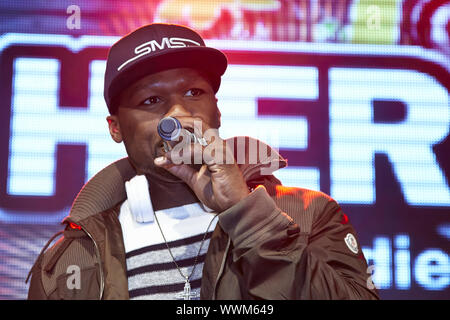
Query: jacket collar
63 136 287 224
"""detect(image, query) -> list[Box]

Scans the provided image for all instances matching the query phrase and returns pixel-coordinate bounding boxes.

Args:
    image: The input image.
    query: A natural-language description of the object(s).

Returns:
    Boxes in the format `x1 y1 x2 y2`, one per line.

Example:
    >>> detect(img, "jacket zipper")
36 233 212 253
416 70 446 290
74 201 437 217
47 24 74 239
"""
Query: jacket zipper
80 226 105 300
210 163 272 299
212 237 231 300
211 160 279 299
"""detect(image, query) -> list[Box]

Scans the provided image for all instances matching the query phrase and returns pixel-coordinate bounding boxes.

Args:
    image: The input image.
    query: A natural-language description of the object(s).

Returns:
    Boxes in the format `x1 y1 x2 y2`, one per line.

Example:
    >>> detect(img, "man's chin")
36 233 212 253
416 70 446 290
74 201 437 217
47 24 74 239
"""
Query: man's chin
142 163 182 183
132 154 203 183
148 163 205 183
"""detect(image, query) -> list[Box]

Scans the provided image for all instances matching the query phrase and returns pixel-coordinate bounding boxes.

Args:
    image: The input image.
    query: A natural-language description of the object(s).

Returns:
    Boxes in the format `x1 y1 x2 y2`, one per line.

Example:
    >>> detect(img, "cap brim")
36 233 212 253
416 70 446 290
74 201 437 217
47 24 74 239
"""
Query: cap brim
107 46 227 111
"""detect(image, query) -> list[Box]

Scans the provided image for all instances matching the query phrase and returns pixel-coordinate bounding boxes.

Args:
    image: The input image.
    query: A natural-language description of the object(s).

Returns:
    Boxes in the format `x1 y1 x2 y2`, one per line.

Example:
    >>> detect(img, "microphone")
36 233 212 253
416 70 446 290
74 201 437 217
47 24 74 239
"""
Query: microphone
157 116 183 141
157 117 207 150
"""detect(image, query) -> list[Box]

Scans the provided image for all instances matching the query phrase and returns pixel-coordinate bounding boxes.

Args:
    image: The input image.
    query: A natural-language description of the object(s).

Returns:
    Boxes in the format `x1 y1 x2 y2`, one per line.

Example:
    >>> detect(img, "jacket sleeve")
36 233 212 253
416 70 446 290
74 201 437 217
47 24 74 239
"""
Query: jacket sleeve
26 230 66 300
218 185 379 300
27 264 50 300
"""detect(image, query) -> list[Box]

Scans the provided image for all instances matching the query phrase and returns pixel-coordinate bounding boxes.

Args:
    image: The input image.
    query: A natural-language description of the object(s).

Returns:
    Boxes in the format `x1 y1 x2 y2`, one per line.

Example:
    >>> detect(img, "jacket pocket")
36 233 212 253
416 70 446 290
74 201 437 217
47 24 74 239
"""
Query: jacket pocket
56 265 100 300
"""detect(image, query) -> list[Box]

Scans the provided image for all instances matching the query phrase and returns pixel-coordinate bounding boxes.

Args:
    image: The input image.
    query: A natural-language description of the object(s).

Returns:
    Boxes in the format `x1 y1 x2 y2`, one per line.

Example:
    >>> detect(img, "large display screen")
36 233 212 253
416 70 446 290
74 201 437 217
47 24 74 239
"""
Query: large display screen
0 0 448 300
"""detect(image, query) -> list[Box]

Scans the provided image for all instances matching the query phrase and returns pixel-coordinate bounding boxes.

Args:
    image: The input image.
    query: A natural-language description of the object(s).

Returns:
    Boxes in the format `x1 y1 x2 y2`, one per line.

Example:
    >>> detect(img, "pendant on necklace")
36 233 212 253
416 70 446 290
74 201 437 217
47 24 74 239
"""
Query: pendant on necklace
177 279 198 300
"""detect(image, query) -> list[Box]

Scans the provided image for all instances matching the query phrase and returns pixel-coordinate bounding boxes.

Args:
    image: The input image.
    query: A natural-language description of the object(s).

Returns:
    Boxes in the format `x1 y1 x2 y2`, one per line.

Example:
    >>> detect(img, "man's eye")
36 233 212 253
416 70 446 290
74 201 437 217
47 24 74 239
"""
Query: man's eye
185 88 204 97
142 96 161 105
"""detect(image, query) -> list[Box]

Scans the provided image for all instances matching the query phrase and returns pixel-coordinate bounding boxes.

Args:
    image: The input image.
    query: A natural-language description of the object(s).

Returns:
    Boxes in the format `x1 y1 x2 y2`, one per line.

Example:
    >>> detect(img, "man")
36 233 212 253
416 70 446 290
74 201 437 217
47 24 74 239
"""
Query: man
27 23 379 300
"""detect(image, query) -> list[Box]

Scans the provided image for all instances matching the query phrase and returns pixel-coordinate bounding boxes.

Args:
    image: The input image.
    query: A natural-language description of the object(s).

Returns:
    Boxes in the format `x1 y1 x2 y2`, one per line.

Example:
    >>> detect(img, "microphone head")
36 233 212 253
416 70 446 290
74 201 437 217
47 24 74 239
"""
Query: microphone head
157 117 182 141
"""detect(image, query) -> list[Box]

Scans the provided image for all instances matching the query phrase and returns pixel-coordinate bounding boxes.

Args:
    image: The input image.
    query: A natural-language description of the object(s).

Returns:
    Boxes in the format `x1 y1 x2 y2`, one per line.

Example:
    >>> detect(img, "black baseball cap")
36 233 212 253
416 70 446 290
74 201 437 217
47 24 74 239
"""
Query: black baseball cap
104 23 228 114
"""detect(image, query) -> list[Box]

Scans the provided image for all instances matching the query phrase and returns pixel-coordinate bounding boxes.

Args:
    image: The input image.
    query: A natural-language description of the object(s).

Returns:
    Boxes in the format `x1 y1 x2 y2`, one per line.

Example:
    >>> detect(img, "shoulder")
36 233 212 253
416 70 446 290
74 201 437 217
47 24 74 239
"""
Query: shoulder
28 224 96 299
271 185 338 212
28 204 121 299
269 184 340 230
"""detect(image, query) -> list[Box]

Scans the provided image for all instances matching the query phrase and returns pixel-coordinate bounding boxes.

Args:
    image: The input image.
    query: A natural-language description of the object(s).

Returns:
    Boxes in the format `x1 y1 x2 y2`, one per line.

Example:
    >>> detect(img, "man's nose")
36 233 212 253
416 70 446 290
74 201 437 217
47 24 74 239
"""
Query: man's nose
164 100 193 118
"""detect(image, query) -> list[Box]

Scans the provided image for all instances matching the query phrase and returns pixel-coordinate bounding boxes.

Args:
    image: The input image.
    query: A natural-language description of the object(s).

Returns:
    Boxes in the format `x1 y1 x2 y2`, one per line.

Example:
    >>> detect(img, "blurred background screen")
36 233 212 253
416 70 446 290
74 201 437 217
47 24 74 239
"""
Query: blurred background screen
0 0 448 299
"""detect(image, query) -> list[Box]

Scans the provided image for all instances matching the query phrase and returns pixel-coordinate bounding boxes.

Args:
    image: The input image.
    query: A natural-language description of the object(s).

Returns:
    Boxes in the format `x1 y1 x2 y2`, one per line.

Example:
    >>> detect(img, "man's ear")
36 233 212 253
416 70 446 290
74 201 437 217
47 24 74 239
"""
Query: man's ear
106 115 123 143
215 99 221 128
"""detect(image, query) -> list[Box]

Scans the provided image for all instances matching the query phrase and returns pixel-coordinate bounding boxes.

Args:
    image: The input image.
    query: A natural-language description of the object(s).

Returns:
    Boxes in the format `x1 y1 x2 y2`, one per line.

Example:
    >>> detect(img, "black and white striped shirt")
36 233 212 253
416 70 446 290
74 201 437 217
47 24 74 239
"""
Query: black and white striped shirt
119 200 217 300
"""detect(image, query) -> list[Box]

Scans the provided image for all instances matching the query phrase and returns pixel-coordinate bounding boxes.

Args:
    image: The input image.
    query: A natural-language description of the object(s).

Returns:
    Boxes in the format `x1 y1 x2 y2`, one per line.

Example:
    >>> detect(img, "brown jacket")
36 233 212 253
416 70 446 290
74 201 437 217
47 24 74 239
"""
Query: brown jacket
27 139 379 300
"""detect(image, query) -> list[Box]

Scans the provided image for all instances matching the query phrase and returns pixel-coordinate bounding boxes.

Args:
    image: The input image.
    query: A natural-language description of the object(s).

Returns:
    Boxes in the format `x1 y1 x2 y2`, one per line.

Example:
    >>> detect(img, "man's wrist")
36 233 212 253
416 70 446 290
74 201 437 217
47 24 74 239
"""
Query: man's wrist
218 186 282 246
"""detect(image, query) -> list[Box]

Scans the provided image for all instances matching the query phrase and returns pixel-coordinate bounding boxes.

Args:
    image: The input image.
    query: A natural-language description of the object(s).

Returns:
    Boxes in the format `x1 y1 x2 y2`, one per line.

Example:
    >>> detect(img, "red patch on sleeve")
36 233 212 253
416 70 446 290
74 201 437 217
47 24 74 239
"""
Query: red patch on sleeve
340 213 349 225
69 222 82 230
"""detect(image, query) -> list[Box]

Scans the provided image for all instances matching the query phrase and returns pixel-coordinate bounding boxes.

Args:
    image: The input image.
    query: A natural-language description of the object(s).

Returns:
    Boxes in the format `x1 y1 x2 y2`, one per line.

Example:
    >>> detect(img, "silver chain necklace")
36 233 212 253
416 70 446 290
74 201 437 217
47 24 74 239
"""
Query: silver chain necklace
153 209 218 300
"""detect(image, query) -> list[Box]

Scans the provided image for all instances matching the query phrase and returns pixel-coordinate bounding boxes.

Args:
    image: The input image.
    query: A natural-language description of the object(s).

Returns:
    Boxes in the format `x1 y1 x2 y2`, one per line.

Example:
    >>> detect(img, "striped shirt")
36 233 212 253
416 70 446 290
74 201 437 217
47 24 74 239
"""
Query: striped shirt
119 199 218 300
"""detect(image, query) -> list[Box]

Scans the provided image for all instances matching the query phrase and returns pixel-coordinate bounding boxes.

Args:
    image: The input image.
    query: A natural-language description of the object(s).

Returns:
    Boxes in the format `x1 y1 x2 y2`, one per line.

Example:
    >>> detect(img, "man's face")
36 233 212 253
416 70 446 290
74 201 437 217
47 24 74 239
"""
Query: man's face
107 68 221 180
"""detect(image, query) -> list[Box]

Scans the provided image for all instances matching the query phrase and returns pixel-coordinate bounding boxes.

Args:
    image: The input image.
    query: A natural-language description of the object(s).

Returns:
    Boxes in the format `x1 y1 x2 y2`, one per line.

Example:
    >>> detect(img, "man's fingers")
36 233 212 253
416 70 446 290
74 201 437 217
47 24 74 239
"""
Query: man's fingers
154 155 171 166
154 156 197 186
167 139 205 166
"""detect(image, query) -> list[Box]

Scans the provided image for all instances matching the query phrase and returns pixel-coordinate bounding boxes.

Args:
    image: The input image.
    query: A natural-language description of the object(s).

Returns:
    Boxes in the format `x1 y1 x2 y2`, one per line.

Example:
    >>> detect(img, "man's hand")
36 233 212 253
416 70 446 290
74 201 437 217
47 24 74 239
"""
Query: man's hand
153 117 249 212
